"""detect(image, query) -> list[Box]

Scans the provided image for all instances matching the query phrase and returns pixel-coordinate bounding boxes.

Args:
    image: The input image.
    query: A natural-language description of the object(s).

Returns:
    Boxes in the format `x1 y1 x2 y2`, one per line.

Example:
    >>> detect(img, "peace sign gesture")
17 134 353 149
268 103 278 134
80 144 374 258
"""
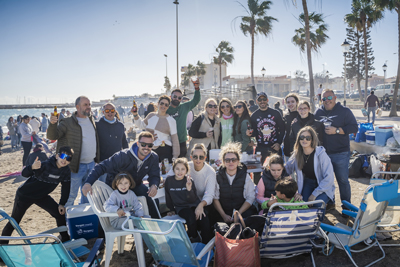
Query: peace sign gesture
186 176 192 191
32 157 41 170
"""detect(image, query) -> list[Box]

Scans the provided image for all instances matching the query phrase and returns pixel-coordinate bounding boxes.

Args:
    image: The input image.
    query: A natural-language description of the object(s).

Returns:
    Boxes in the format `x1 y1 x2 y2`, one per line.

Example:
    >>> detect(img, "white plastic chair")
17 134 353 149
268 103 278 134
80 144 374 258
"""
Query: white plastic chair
87 181 146 267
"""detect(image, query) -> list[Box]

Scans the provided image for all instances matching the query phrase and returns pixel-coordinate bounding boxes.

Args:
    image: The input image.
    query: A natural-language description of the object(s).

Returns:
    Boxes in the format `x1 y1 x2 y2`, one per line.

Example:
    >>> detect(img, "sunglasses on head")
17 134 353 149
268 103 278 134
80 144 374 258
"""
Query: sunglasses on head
224 157 238 163
207 104 218 109
234 104 244 109
258 98 268 102
104 109 115 113
192 155 205 160
299 135 312 141
172 95 182 100
159 102 170 107
140 142 154 148
221 105 230 109
59 153 72 161
322 96 334 102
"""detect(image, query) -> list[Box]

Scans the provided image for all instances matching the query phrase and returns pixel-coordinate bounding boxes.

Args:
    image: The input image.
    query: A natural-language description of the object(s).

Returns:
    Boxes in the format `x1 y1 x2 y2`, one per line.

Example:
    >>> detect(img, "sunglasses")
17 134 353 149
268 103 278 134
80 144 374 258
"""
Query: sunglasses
192 155 205 160
104 109 115 113
322 96 334 102
140 142 154 148
258 98 268 102
159 102 170 107
59 153 72 161
299 135 312 141
224 158 238 163
172 95 182 100
207 104 218 109
234 104 244 109
221 105 230 109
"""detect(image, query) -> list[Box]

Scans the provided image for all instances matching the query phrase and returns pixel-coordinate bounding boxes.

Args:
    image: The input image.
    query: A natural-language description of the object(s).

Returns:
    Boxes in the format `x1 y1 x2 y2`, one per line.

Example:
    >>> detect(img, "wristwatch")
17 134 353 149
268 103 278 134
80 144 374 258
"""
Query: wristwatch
336 128 340 134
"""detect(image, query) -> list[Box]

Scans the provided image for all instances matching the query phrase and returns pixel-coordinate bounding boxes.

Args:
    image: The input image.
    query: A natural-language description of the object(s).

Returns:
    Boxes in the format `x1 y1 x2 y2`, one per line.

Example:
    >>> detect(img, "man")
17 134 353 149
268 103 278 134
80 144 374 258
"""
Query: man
167 82 201 157
29 116 41 134
47 96 100 207
364 90 380 125
248 99 258 113
138 103 145 118
41 113 49 132
117 105 125 122
60 109 66 120
96 102 129 182
282 93 299 161
314 89 358 207
66 110 71 117
82 131 161 218
316 84 323 105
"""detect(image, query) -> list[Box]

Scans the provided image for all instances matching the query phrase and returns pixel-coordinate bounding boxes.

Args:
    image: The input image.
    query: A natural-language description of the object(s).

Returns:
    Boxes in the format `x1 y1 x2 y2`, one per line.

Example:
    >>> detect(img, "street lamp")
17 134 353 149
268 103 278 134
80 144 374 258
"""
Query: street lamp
341 39 350 106
173 0 179 89
261 67 266 92
382 63 387 88
164 54 168 77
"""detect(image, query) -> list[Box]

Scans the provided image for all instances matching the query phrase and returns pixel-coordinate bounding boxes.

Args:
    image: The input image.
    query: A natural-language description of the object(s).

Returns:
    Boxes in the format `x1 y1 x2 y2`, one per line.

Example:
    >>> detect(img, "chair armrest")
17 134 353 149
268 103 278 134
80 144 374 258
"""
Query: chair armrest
95 212 120 218
82 238 104 267
121 217 179 235
320 223 353 235
342 201 359 212
39 226 68 235
342 210 357 218
63 238 88 250
196 237 215 260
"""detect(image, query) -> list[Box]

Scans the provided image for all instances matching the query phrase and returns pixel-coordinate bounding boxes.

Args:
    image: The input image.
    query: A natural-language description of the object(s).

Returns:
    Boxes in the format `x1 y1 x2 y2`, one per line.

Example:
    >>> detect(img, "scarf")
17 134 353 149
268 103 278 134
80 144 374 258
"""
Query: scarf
222 114 233 120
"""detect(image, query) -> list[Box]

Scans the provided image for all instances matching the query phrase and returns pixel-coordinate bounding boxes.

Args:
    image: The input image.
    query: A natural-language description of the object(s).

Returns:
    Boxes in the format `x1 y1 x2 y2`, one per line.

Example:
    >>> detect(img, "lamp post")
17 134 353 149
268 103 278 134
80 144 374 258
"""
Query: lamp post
173 0 179 89
261 67 266 93
164 54 168 77
341 39 350 106
382 63 387 88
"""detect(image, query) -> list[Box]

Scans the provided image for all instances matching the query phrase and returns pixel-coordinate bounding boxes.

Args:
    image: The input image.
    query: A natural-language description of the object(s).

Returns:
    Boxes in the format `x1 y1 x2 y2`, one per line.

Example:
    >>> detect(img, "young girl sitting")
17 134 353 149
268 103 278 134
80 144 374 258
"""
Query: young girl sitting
104 172 144 230
164 158 211 244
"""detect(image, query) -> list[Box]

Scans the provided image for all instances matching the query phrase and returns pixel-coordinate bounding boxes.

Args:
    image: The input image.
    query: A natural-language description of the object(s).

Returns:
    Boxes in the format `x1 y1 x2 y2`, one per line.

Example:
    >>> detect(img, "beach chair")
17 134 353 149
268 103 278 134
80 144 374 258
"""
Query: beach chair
0 234 103 267
122 217 215 267
87 181 147 267
259 200 327 267
0 207 90 261
320 179 398 267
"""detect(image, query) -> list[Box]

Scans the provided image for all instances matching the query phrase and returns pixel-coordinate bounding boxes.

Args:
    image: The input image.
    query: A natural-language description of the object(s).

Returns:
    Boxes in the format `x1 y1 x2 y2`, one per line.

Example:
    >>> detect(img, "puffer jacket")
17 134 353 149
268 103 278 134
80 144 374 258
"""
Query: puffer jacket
47 112 100 173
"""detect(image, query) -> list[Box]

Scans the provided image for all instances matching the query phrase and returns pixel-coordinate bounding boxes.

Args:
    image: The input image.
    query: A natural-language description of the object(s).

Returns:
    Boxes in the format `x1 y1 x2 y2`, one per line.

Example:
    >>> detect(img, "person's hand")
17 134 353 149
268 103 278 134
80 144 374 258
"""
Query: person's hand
308 194 316 202
82 184 92 197
186 176 192 191
147 185 158 197
206 130 213 138
246 129 252 137
271 143 280 151
32 157 41 170
195 205 206 220
167 211 176 216
58 205 66 215
325 126 337 135
117 209 126 217
153 133 158 141
50 113 58 124
222 213 233 223
267 199 278 207
291 118 298 125
192 79 200 89
294 193 303 201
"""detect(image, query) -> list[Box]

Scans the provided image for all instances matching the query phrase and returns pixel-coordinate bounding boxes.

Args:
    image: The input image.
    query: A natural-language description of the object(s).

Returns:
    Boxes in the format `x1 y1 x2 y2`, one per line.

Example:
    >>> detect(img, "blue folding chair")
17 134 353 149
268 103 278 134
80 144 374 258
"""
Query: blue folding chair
320 179 398 267
122 217 214 267
0 234 103 267
259 200 327 267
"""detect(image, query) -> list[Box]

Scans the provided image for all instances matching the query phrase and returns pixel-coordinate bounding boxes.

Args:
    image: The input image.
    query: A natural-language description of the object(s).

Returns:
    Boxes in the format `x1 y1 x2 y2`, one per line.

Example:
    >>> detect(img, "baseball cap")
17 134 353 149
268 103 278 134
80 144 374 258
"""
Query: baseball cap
257 92 268 100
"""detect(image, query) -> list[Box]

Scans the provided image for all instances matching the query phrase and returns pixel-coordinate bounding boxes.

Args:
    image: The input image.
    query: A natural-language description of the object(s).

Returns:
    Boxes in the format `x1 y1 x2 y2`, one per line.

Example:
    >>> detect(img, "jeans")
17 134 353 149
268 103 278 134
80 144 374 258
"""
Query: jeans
328 151 351 205
132 183 160 219
367 106 377 124
42 126 47 132
21 141 32 166
301 177 332 208
10 134 17 148
65 161 95 207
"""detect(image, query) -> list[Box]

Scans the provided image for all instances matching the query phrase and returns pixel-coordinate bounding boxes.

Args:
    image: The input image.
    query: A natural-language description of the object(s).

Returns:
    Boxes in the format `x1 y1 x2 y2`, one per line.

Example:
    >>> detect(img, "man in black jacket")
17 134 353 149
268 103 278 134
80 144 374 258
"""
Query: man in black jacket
282 93 299 161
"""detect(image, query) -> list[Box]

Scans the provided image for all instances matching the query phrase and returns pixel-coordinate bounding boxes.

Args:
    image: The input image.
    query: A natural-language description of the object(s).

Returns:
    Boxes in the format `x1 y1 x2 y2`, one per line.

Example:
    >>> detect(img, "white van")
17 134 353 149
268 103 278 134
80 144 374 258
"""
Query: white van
374 83 400 98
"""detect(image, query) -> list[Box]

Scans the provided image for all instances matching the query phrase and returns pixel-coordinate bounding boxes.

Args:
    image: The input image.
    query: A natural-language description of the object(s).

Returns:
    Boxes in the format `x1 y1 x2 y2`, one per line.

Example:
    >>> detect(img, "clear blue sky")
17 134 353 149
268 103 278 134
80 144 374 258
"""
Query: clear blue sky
0 0 397 104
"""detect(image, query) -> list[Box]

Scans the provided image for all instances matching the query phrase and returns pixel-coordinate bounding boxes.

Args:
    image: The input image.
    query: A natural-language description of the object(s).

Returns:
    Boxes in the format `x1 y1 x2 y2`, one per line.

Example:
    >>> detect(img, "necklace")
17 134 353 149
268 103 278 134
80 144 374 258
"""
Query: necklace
304 153 312 164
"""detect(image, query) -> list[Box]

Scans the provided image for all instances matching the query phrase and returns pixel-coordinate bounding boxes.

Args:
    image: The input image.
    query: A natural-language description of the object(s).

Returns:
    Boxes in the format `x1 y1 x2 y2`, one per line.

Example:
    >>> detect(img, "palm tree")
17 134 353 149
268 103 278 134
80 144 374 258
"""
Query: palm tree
164 76 171 94
194 60 207 87
236 0 277 85
213 41 234 90
181 64 196 91
374 0 399 117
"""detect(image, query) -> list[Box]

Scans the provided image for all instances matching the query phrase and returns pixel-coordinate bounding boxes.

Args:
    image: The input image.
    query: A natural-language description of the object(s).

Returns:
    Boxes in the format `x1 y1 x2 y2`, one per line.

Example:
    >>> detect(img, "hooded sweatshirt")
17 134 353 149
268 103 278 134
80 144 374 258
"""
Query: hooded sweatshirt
283 110 299 157
96 117 128 161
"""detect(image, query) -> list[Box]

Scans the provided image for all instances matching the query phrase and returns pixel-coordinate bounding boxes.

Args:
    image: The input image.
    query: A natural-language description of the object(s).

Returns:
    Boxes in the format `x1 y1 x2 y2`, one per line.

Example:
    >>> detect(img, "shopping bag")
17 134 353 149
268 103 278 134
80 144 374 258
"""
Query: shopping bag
355 123 374 142
393 124 400 144
214 211 261 267
376 108 382 117
361 108 368 117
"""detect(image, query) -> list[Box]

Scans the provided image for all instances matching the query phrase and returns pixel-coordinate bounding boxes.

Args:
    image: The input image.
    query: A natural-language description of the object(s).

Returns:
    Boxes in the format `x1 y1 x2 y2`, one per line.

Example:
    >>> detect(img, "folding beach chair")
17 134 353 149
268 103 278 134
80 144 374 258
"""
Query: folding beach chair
0 234 103 267
122 217 215 267
320 179 398 267
259 200 327 267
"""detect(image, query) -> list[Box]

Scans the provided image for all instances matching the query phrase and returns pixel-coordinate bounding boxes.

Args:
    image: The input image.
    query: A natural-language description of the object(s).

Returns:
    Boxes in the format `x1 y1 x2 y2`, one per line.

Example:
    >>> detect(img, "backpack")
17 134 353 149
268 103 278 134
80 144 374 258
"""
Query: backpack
348 154 369 178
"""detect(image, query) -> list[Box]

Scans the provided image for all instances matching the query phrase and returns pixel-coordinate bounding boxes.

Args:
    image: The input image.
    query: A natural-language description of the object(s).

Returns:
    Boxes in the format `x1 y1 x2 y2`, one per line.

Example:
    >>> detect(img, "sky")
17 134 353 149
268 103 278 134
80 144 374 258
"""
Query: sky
0 0 398 104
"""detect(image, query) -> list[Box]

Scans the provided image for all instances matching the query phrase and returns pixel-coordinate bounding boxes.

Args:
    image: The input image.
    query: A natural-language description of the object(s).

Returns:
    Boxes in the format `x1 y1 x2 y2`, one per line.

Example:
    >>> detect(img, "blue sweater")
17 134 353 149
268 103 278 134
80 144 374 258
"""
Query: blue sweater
96 117 128 161
314 102 358 154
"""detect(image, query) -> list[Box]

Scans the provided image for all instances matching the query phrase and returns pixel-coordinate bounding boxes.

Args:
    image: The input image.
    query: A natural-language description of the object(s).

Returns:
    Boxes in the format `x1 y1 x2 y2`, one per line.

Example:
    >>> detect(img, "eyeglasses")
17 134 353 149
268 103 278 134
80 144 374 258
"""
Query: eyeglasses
322 96 334 102
224 158 238 163
192 155 205 160
159 102 170 107
221 105 230 109
104 109 115 113
172 95 182 100
59 153 72 161
140 142 154 148
207 104 218 109
234 104 244 109
299 135 312 141
258 98 268 102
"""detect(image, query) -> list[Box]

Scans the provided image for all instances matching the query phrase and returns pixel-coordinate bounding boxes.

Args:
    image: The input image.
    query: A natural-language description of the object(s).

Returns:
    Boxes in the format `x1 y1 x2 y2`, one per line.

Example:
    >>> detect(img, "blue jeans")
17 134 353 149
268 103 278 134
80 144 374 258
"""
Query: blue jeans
328 151 351 205
301 177 332 208
10 134 17 148
41 126 47 133
367 106 377 124
65 161 95 207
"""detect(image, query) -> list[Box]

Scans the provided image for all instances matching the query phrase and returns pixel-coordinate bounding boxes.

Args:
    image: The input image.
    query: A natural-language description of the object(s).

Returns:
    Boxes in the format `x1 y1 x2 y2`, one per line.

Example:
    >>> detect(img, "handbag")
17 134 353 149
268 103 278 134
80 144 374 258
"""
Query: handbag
214 211 261 267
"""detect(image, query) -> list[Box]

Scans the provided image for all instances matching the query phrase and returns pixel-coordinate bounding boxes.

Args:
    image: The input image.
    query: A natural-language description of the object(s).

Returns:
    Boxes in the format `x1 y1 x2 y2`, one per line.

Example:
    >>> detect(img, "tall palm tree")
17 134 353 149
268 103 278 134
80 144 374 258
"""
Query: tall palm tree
375 0 399 117
194 60 207 87
181 64 196 92
213 41 234 90
237 0 277 85
164 76 171 94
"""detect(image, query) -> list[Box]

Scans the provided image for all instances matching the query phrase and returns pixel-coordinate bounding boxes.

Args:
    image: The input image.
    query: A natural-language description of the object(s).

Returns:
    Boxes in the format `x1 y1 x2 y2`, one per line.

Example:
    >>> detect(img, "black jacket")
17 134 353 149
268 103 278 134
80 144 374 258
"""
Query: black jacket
261 169 289 198
96 117 128 161
283 110 299 157
289 113 325 153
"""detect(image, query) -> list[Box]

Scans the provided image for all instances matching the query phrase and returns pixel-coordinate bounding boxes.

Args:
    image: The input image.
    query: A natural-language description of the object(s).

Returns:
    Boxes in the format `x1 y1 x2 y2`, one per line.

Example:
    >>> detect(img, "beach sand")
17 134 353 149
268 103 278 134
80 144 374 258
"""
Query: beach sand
1 137 400 266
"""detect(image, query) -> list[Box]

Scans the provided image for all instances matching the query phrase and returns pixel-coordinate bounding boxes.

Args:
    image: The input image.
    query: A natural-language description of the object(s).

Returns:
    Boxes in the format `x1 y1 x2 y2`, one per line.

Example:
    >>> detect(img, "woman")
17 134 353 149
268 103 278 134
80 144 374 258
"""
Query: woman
289 100 324 153
213 142 256 223
283 93 299 161
188 98 221 158
144 102 156 118
133 95 179 163
218 98 234 147
16 115 23 148
285 126 335 208
232 100 253 153
19 115 35 167
274 102 283 117
7 117 18 150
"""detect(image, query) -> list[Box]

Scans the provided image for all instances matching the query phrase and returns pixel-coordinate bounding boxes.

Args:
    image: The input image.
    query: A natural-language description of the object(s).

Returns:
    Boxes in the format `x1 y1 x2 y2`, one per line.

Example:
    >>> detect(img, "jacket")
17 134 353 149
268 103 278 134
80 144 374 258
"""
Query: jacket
96 117 128 161
289 113 325 153
233 118 252 152
285 146 335 201
7 121 17 135
19 122 33 142
188 112 221 155
260 168 289 198
283 110 299 157
47 112 100 173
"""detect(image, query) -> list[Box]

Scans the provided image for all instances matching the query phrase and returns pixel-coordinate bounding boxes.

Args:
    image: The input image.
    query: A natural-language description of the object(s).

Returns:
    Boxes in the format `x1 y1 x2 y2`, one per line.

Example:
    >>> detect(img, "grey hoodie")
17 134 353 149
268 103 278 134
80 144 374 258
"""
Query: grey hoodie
19 122 33 142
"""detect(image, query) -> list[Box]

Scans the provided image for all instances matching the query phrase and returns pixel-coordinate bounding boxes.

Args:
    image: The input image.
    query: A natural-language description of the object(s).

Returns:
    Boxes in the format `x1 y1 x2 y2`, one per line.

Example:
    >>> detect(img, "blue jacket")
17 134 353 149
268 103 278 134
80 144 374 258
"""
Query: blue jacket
85 142 160 188
285 146 335 201
314 102 358 154
96 117 128 161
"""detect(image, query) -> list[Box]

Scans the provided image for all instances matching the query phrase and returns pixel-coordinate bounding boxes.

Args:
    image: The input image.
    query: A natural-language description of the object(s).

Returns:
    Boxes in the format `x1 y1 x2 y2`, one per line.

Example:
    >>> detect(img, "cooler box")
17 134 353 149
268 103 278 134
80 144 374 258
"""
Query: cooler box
66 204 99 240
365 131 375 145
375 125 394 146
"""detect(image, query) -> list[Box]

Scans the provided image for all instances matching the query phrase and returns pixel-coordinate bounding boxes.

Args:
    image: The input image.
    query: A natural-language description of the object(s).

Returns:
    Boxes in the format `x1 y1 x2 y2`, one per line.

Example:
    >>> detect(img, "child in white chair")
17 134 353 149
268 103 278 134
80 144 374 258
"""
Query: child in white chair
103 172 144 229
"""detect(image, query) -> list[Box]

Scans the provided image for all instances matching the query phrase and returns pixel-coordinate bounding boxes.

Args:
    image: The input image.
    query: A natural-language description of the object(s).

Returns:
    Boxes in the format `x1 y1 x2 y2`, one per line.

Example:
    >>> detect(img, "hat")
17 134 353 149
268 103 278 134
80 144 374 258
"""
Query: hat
257 92 268 100
22 115 30 120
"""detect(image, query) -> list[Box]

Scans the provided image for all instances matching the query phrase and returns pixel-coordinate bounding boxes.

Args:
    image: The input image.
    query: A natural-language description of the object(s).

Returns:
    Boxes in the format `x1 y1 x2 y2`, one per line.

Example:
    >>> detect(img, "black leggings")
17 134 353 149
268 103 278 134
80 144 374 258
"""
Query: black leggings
21 141 32 166
178 206 212 244
153 145 173 163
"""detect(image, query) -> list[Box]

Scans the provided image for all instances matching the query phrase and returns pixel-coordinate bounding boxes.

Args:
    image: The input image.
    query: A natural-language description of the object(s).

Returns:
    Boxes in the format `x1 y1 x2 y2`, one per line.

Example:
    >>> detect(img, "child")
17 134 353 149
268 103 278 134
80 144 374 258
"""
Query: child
103 172 144 230
261 178 308 211
0 146 74 244
164 158 211 244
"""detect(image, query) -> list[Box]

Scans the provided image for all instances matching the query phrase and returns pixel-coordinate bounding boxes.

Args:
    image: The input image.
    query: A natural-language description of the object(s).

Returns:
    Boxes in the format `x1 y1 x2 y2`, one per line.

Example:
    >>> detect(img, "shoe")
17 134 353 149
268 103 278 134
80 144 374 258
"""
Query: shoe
326 203 336 211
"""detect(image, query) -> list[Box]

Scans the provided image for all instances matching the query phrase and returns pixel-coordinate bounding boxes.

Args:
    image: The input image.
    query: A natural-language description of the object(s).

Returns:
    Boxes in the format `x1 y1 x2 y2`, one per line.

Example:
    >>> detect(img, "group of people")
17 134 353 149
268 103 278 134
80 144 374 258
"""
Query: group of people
1 81 359 248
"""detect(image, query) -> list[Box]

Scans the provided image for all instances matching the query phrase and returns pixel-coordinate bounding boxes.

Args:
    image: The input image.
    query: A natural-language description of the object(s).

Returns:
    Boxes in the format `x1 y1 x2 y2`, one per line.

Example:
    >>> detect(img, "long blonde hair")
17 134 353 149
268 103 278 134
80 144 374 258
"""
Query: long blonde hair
293 126 319 170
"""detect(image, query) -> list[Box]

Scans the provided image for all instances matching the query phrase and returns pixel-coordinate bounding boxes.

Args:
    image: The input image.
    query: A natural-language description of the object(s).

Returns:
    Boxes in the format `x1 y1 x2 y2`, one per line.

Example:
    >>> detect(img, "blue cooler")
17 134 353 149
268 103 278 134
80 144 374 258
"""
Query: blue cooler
66 204 99 240
375 125 393 146
365 131 375 145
